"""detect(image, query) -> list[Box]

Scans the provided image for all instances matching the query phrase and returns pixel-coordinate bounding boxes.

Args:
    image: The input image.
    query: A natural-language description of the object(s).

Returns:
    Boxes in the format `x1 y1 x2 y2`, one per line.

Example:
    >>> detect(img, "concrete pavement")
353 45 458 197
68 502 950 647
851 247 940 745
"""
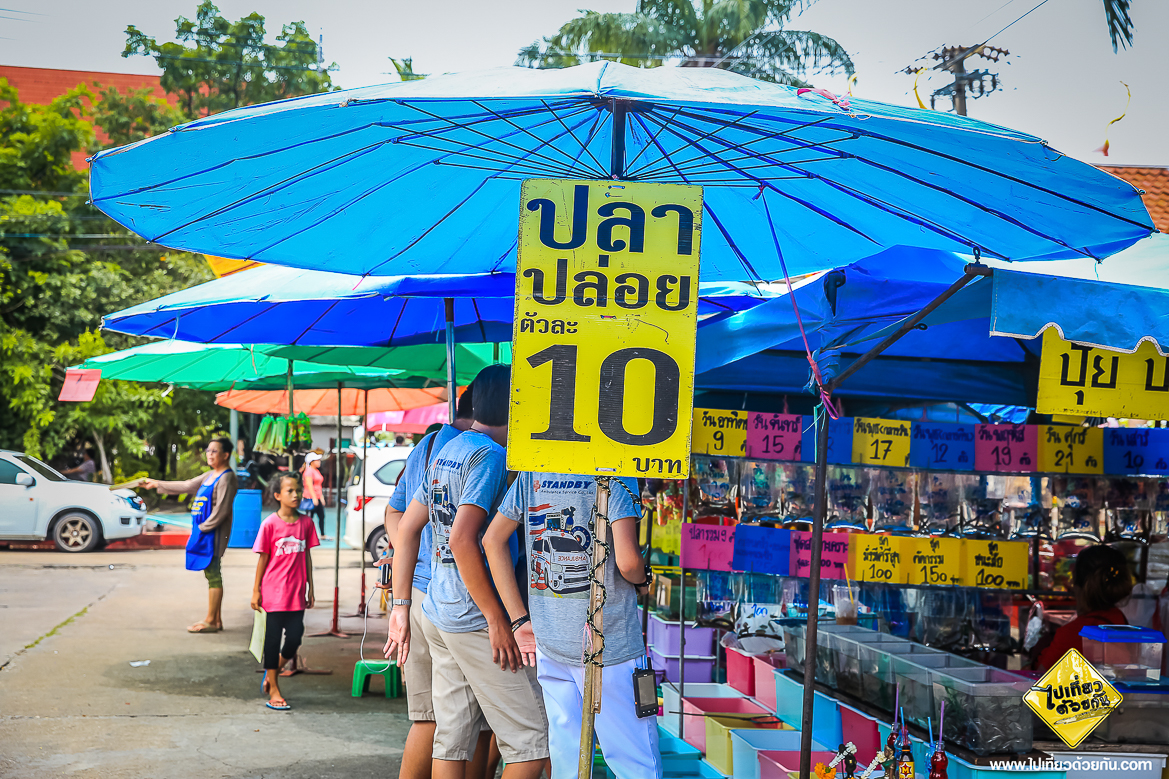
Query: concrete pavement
0 546 410 778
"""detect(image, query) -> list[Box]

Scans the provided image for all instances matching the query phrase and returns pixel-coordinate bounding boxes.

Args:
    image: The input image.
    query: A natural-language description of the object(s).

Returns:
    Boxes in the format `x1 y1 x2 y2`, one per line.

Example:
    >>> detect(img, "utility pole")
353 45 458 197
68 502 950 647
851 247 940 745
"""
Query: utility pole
903 45 1009 116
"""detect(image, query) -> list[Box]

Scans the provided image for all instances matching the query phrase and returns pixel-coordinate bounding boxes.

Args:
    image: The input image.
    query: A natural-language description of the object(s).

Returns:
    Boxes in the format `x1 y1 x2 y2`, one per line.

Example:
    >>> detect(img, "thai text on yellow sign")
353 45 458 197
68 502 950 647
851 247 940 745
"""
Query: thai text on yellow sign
960 539 1029 589
904 536 962 586
1038 425 1104 474
1024 649 1123 748
1037 329 1169 421
851 534 906 584
691 408 748 456
852 417 912 467
509 179 702 478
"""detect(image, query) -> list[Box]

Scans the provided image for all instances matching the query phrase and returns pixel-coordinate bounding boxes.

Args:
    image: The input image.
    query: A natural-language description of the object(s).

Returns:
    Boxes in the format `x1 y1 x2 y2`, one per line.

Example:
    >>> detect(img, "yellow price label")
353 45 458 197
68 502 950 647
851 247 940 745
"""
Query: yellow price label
960 539 1029 589
1024 649 1123 749
904 536 962 586
852 417 911 467
691 408 748 456
1038 425 1104 474
851 534 906 584
1037 328 1169 421
508 179 702 479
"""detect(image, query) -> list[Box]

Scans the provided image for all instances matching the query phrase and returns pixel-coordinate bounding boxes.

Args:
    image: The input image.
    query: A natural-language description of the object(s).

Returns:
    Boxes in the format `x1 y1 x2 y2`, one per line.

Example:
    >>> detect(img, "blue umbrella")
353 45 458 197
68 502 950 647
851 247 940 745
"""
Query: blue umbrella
90 63 1151 282
101 264 781 345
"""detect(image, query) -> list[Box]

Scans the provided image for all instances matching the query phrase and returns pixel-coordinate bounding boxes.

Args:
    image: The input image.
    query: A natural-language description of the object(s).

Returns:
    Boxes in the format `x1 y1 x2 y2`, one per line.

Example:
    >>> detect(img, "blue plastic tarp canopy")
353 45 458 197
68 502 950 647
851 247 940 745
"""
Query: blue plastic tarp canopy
90 62 1152 282
101 264 779 345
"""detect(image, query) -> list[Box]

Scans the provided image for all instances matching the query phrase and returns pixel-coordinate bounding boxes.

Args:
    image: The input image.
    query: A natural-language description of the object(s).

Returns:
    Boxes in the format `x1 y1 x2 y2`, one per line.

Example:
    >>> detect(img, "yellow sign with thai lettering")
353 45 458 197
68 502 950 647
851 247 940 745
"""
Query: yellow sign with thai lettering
691 409 748 456
852 417 912 467
509 179 702 479
904 536 963 586
1024 649 1123 749
851 534 906 584
1037 329 1169 421
960 539 1029 589
1038 425 1104 474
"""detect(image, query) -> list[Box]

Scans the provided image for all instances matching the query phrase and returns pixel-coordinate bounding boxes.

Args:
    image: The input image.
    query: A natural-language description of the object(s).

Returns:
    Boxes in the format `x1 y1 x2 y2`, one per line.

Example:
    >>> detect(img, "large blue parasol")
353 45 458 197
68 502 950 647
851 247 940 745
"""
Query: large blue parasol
90 63 1152 281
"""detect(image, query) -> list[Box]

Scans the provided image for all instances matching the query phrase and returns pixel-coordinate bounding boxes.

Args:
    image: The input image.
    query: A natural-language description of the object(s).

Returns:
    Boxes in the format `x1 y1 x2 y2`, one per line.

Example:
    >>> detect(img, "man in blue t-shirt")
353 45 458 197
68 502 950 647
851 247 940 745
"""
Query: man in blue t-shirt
385 365 548 779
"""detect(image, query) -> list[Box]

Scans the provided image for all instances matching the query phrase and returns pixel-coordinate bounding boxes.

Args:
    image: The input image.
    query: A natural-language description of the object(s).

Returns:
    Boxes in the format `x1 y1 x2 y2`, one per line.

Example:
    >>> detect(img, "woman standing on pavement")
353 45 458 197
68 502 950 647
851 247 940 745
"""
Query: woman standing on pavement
142 436 238 633
300 452 328 540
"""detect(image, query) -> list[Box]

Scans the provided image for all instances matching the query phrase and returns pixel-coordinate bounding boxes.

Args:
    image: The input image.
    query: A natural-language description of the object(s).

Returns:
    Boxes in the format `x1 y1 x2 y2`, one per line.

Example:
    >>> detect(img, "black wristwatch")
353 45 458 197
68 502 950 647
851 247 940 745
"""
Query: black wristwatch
624 562 654 590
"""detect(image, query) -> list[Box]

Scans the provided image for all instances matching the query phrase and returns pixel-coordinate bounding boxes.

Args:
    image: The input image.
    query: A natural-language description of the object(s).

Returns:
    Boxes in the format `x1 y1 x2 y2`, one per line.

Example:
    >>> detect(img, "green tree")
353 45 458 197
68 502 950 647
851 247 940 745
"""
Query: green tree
90 86 188 148
518 0 853 86
389 57 426 82
123 1 337 118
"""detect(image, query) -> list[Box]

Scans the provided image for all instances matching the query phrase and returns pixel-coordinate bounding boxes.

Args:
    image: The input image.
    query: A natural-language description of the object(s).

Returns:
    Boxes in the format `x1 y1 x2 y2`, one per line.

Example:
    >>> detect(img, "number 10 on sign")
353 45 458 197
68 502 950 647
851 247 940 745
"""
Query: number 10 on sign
508 179 703 479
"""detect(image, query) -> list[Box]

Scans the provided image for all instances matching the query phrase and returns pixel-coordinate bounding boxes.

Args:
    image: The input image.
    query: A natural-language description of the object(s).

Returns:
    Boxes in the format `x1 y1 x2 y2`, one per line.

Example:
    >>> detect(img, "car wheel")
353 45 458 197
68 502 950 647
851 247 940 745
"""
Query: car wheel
366 526 389 566
52 512 102 553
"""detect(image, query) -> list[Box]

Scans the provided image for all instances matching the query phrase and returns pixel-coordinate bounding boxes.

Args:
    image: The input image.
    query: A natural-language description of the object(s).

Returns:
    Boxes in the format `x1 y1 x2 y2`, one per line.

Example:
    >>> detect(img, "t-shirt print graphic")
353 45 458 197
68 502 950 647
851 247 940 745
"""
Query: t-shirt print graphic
274 536 307 556
527 493 592 597
430 480 457 566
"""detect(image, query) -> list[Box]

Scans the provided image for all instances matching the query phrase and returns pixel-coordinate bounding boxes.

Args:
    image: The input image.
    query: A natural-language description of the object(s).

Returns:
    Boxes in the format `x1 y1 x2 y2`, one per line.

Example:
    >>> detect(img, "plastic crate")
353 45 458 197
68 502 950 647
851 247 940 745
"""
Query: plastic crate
752 653 785 712
837 702 880 759
651 612 717 656
705 716 787 776
726 647 755 696
659 726 703 772
771 672 841 747
681 697 771 752
652 647 717 684
757 750 837 779
729 730 825 779
661 683 744 737
663 757 728 779
931 667 1033 755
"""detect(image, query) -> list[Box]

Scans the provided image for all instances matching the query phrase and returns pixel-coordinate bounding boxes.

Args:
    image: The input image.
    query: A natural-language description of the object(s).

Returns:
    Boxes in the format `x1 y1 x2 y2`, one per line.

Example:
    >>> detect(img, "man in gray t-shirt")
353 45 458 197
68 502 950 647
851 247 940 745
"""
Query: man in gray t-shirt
485 474 663 779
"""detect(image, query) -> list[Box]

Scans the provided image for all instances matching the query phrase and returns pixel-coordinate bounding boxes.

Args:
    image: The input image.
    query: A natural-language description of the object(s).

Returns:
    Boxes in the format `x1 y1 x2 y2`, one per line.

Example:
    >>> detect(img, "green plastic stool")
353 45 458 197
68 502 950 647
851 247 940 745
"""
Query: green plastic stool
351 659 402 698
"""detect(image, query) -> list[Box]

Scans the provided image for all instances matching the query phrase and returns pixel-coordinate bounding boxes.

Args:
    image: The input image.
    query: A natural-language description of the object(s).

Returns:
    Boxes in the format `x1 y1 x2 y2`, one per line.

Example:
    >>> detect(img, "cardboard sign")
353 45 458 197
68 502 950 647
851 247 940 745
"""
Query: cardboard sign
1038 425 1104 474
909 422 976 470
961 539 1030 589
730 525 791 575
974 424 1038 473
692 408 748 457
852 417 911 467
745 412 804 461
1037 329 1169 421
904 536 962 586
679 522 735 571
509 179 703 478
1102 427 1169 476
851 534 906 584
653 515 682 556
58 368 101 402
790 531 851 579
801 416 855 465
1024 649 1123 749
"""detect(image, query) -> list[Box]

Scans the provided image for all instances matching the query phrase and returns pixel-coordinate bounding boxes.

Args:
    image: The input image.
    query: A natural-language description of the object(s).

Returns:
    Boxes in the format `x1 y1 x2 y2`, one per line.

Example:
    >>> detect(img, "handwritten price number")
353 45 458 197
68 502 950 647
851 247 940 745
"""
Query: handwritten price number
712 430 724 451
761 434 786 456
930 442 949 464
920 564 948 584
867 563 893 581
991 444 1012 468
1123 451 1144 471
870 439 894 461
975 569 1005 588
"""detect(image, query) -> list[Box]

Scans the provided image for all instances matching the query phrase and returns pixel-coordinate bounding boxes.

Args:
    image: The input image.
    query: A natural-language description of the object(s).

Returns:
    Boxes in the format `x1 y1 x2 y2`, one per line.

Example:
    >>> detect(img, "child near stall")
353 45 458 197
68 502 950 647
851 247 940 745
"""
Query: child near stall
251 473 320 710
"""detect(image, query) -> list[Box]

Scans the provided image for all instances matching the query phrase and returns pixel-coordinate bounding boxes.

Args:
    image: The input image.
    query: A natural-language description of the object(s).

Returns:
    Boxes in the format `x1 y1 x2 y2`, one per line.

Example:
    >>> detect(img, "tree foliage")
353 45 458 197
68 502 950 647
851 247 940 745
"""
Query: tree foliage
518 0 853 87
123 0 337 117
90 86 188 148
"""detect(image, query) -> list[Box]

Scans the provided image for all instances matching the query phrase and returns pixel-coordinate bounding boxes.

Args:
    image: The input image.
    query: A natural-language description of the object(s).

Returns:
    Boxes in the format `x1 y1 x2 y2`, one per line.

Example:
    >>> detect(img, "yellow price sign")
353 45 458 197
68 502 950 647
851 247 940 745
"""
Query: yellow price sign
851 534 906 584
1024 649 1123 749
509 179 702 479
960 539 1029 589
904 536 962 586
1038 425 1104 474
852 417 911 467
691 408 748 456
1037 329 1169 420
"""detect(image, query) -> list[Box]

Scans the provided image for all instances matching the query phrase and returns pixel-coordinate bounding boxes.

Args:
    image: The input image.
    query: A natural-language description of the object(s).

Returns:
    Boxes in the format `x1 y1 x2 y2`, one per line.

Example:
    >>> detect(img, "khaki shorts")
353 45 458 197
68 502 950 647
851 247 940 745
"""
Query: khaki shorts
423 617 549 763
404 587 435 721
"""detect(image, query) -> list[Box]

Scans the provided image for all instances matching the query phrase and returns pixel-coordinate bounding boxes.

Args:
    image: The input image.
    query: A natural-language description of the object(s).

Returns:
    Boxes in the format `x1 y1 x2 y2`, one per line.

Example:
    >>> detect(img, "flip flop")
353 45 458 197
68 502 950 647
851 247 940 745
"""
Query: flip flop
188 623 222 633
265 699 291 711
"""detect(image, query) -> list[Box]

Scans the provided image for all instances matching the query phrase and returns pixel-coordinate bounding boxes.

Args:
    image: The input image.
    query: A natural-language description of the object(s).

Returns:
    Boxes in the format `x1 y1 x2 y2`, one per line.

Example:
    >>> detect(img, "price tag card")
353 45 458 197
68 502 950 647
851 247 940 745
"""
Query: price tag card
801 416 855 465
904 536 962 586
1038 425 1104 474
653 515 682 556
509 179 703 479
909 422 976 470
851 534 906 584
692 408 748 456
852 417 911 467
974 424 1038 472
731 525 791 575
1103 427 1169 476
745 412 804 461
679 523 735 571
790 531 851 579
961 539 1029 589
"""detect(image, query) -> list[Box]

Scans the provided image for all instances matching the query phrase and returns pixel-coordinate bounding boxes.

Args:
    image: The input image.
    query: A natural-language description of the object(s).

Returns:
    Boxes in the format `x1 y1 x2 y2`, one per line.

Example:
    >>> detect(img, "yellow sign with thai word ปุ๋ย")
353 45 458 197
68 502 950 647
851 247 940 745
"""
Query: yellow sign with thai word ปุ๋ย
691 408 748 456
509 179 703 479
1024 648 1123 749
1037 329 1169 421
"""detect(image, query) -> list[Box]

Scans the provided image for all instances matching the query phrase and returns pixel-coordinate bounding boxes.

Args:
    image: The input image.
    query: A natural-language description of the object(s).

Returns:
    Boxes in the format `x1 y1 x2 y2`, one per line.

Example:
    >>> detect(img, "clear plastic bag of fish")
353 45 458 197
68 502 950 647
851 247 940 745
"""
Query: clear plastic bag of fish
869 468 915 534
738 461 785 520
691 456 738 519
917 471 963 535
825 466 870 531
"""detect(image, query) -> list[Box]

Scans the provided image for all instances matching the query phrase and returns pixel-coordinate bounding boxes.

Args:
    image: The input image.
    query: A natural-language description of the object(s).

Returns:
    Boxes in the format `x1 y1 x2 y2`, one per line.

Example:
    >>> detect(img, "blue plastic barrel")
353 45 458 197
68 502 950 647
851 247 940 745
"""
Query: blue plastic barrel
227 489 263 548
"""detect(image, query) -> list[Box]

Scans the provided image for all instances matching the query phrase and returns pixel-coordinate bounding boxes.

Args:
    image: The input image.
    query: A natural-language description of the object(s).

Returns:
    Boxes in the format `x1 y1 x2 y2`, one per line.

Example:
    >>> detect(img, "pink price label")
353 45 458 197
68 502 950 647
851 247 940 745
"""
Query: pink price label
745 412 804 461
679 523 735 572
974 424 1038 472
790 531 851 579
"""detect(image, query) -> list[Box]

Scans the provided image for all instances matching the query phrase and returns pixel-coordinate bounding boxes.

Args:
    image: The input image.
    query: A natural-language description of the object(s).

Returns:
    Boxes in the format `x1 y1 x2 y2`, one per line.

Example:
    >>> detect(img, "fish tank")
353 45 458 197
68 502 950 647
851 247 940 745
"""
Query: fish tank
932 666 1034 755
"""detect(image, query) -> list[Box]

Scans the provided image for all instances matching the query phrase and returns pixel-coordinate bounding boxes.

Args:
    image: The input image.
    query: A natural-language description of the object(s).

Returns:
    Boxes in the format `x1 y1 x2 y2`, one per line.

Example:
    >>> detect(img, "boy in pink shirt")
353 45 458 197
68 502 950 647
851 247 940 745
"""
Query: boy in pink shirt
252 473 319 710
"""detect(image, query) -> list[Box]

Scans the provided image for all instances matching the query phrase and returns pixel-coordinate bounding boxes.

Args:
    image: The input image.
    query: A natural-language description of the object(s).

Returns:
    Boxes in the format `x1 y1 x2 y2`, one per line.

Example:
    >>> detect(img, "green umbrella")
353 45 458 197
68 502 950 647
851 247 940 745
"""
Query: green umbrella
269 342 511 385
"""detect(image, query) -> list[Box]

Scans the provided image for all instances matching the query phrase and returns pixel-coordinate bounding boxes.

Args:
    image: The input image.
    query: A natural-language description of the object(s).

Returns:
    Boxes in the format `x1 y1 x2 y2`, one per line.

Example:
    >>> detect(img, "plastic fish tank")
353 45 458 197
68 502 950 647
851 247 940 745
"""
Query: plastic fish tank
1079 624 1165 682
932 666 1034 755
891 652 982 729
859 640 940 713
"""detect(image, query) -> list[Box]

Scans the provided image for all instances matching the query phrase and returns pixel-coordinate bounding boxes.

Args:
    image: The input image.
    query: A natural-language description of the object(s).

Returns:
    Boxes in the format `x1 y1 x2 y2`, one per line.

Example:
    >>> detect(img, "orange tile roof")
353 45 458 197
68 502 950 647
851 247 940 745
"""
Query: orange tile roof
1096 164 1169 233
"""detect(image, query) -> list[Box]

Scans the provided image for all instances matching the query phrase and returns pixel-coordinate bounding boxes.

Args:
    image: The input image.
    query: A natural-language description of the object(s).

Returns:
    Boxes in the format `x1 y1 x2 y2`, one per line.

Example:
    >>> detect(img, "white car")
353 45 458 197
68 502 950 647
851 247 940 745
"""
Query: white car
0 450 147 552
341 445 412 563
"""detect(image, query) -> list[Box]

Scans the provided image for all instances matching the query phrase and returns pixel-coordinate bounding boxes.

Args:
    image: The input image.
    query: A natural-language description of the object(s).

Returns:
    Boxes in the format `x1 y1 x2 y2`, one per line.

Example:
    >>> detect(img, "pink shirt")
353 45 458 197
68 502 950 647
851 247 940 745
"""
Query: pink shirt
252 514 320 612
303 466 324 502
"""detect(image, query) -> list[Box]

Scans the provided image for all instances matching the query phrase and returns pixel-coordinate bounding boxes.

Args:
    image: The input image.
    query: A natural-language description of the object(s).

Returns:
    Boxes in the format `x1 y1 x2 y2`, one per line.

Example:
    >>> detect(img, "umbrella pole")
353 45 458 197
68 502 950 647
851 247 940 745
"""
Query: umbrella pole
641 493 654 651
445 298 457 423
312 382 350 639
345 389 370 618
286 362 295 472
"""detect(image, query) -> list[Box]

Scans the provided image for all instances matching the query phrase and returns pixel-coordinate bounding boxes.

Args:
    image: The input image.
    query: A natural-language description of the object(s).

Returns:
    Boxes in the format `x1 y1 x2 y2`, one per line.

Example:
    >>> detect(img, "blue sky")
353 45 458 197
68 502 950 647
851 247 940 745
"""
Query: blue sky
3 0 1166 165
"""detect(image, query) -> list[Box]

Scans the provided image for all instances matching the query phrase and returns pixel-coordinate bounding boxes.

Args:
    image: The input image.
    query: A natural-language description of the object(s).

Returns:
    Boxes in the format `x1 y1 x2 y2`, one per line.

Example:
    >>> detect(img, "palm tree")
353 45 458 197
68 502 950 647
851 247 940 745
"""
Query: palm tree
1102 0 1134 51
517 0 853 87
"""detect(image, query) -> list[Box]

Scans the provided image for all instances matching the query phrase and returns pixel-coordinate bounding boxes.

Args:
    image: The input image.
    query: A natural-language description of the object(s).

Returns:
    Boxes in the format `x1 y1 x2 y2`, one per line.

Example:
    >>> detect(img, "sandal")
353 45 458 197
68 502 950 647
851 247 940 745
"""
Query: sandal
265 698 291 711
188 622 222 633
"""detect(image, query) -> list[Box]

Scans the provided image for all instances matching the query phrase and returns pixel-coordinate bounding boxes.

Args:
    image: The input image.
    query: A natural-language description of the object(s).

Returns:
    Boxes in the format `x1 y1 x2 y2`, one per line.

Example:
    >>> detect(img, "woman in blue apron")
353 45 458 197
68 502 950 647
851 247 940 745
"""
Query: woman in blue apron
143 437 238 633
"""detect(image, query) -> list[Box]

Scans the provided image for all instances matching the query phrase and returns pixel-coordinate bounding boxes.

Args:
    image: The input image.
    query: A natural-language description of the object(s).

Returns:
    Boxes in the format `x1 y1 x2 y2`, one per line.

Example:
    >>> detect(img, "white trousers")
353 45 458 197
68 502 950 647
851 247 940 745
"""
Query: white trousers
535 647 663 779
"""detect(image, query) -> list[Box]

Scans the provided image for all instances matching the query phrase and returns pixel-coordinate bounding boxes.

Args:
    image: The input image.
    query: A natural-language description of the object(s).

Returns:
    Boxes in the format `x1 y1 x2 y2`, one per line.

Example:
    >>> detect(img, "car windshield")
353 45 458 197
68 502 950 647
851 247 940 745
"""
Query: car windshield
548 536 583 553
16 454 66 482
